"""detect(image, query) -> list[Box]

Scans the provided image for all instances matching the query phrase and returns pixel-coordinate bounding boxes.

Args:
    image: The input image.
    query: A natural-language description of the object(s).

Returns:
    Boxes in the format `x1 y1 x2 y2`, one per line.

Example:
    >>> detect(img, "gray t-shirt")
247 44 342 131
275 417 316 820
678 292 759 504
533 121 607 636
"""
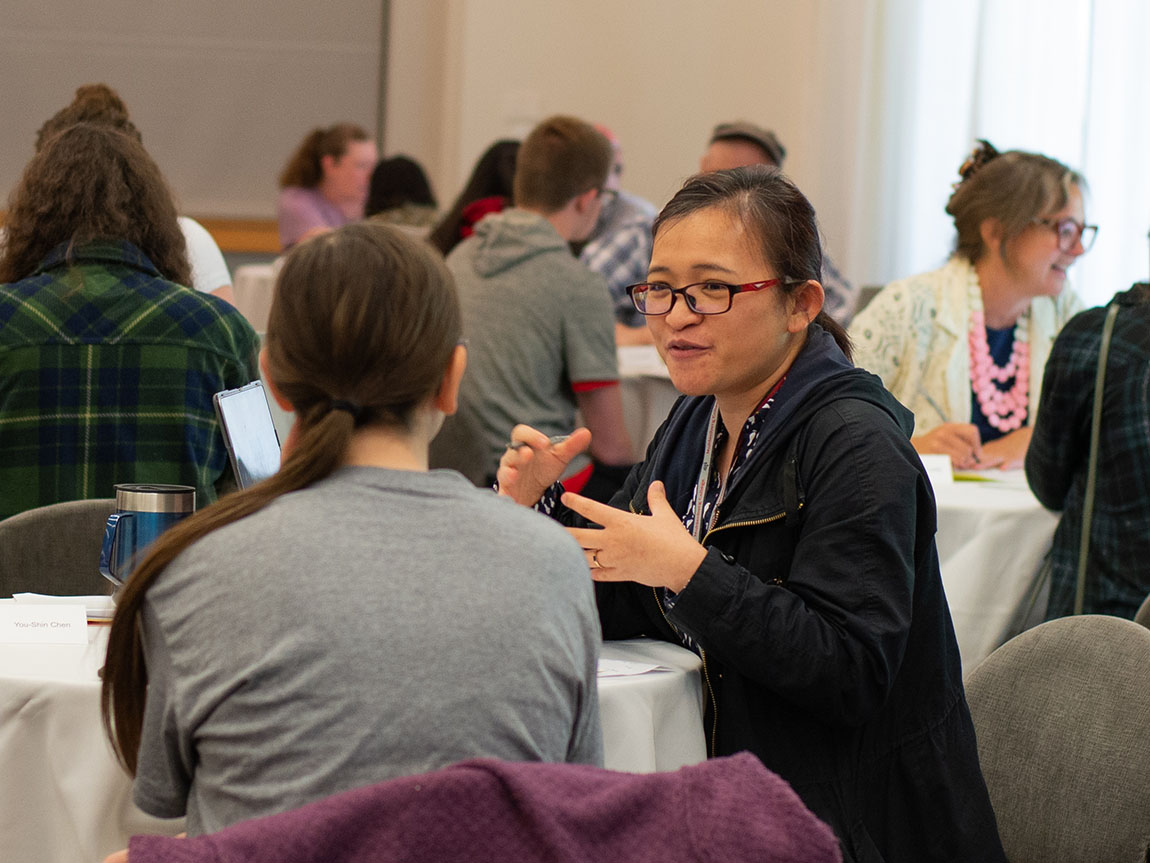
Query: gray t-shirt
133 466 602 834
430 209 619 484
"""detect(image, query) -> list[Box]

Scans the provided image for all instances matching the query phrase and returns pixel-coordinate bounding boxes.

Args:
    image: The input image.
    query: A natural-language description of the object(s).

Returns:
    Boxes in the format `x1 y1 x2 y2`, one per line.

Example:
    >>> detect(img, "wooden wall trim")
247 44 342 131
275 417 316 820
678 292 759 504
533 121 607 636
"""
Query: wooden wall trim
0 212 281 255
192 218 280 254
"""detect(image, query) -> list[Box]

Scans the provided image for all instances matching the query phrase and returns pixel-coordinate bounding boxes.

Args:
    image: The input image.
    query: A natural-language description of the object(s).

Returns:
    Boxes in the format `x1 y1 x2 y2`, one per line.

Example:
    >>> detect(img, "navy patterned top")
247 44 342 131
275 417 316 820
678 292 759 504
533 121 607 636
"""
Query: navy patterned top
662 377 788 638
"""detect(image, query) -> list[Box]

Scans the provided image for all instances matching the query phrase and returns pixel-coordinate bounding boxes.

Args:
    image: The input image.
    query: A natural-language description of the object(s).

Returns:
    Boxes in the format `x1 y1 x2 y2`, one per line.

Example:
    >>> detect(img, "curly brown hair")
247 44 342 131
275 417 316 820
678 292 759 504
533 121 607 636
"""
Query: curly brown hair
0 122 190 285
34 83 143 151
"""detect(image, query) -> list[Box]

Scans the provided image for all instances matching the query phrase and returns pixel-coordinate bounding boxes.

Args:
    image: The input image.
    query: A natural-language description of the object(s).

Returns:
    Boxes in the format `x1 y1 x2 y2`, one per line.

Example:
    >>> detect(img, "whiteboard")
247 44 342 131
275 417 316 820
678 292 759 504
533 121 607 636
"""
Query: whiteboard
0 1 382 219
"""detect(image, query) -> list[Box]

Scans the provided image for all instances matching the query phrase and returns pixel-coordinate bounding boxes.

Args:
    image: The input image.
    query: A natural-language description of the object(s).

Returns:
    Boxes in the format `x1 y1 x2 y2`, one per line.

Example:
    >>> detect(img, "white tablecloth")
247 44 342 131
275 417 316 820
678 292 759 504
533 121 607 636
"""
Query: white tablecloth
598 638 705 772
0 627 703 862
932 472 1059 673
617 345 679 461
0 626 183 862
232 262 278 333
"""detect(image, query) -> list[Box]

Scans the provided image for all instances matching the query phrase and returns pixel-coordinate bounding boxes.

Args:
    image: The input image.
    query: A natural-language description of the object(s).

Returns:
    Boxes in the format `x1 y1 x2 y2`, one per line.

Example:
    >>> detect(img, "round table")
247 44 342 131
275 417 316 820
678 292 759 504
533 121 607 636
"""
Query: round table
0 624 183 862
932 472 1059 673
0 624 704 862
597 638 705 773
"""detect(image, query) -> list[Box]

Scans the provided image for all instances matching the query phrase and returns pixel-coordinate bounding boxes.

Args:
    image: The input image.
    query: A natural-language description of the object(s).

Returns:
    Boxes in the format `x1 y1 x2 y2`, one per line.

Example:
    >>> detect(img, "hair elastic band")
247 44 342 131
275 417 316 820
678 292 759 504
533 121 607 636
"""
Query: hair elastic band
330 399 364 422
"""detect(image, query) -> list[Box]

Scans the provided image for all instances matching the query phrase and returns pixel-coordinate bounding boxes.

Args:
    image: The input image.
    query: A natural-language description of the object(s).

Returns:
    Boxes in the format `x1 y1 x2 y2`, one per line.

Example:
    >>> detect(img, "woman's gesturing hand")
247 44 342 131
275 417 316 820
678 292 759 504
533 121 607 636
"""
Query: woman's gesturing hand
563 481 707 593
496 425 591 506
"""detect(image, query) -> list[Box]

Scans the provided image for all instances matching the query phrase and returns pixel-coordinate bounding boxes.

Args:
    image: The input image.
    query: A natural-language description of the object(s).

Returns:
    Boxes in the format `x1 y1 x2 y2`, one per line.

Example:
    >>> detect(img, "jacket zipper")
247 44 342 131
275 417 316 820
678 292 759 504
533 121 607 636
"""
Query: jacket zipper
700 506 795 545
649 585 720 757
624 501 721 754
645 503 802 757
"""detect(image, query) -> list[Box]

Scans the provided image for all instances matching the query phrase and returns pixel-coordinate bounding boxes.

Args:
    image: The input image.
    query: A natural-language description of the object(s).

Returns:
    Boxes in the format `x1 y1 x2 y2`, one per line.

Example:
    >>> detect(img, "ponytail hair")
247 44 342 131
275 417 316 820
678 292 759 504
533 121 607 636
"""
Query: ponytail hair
101 222 462 772
654 166 852 360
278 123 371 189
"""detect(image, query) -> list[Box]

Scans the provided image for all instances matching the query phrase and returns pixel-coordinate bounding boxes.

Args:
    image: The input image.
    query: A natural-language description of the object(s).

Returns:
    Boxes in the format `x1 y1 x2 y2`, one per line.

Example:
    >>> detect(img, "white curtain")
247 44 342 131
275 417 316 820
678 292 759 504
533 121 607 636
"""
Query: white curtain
844 0 1150 306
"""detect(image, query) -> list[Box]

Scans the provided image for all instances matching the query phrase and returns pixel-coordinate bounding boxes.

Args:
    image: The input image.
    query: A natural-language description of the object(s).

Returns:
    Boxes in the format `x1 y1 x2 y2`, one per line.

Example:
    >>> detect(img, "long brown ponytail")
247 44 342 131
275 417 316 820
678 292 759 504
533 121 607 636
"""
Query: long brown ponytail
101 223 462 772
278 123 370 189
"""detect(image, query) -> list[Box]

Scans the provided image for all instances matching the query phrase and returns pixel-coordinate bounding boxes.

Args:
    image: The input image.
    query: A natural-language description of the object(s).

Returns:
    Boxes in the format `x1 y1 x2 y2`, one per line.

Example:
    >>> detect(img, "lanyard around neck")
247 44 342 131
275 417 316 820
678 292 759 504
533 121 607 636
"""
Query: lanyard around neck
688 376 788 542
690 402 728 542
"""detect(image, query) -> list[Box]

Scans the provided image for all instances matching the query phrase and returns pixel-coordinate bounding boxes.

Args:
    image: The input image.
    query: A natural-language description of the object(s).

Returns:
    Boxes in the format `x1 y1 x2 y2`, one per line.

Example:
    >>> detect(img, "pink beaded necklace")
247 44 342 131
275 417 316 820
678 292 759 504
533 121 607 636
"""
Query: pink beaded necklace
968 278 1029 433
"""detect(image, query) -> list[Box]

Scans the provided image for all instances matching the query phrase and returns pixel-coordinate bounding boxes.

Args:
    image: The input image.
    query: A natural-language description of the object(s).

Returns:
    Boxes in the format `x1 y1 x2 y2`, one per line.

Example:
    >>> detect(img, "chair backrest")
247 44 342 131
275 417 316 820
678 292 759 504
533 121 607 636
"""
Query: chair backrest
120 754 843 863
1135 591 1150 630
964 615 1150 862
0 498 116 597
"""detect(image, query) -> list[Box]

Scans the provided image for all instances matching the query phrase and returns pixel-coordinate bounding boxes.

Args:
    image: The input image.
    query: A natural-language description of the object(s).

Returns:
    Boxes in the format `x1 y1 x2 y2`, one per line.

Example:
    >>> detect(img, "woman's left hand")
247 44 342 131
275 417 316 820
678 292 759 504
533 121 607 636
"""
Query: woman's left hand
563 481 707 592
977 426 1032 470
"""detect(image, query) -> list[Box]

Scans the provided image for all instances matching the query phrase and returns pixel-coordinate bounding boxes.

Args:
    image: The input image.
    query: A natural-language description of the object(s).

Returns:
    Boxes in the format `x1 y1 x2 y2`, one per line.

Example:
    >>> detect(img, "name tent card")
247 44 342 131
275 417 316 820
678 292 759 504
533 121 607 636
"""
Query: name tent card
919 453 955 492
0 603 88 644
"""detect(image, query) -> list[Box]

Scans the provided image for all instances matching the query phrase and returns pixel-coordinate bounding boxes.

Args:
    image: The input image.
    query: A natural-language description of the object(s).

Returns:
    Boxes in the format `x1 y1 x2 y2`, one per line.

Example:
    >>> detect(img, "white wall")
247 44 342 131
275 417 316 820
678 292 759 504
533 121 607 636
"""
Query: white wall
3 1 870 279
383 0 452 198
13 3 1135 296
386 0 867 280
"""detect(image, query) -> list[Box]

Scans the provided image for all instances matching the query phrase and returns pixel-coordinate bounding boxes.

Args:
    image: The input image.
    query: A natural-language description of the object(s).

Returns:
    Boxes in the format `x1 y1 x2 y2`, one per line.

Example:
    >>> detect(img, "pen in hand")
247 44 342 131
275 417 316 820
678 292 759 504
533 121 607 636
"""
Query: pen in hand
505 434 572 452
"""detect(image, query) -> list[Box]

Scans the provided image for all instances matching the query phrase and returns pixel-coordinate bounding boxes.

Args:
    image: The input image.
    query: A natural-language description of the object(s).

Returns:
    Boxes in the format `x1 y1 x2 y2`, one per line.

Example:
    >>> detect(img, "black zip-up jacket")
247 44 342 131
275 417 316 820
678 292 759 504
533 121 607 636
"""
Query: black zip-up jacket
590 327 1005 863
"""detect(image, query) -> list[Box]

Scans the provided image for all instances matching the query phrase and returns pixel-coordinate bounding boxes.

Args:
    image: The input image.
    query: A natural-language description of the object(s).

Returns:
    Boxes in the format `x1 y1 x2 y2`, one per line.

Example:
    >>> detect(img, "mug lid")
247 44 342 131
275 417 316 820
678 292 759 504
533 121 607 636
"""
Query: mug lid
114 484 196 513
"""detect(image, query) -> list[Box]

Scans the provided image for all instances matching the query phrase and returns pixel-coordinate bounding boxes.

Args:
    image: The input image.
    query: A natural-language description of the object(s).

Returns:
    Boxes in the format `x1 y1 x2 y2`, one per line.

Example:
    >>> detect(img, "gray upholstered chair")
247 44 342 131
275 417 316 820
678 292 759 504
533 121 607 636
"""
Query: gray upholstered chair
1135 592 1150 630
965 615 1150 862
0 498 116 597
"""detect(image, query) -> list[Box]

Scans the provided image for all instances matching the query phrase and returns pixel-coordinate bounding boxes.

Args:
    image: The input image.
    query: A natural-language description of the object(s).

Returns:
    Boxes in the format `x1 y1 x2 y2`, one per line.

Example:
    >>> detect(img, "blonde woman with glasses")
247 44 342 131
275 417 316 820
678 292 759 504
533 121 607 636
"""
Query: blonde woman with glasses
850 140 1094 470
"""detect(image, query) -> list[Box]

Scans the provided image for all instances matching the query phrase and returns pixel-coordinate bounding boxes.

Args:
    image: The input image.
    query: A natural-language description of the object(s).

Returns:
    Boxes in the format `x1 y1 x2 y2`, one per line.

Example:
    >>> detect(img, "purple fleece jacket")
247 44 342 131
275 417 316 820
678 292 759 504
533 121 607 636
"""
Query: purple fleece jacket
125 753 841 863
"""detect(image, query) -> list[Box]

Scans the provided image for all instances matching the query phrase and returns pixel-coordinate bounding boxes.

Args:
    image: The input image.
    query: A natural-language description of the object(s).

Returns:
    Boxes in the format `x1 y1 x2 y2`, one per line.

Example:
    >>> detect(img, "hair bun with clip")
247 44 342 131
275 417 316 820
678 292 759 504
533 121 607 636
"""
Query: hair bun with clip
956 139 1000 186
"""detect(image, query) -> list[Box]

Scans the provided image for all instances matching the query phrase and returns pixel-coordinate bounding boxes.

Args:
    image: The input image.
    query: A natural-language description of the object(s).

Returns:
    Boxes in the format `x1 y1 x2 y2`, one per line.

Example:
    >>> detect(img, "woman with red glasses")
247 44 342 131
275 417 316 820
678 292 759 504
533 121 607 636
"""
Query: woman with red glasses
850 140 1094 470
497 166 1006 862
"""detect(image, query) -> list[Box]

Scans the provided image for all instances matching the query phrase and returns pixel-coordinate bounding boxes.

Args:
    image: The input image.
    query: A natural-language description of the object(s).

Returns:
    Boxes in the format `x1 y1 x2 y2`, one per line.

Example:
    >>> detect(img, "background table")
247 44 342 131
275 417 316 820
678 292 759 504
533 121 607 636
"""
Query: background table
0 625 183 863
617 345 679 461
0 625 704 862
932 472 1059 673
232 262 278 333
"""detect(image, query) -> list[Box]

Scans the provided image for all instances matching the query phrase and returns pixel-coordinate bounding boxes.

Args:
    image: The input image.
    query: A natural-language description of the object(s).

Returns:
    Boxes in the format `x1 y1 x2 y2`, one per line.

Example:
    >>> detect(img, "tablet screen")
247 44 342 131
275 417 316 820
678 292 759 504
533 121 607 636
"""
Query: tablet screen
212 381 282 489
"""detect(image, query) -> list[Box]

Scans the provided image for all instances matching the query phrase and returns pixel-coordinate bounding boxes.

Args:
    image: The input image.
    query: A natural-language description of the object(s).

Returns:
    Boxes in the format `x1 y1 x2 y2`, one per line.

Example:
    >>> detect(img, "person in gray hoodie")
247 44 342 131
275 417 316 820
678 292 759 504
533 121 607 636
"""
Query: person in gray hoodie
430 115 633 496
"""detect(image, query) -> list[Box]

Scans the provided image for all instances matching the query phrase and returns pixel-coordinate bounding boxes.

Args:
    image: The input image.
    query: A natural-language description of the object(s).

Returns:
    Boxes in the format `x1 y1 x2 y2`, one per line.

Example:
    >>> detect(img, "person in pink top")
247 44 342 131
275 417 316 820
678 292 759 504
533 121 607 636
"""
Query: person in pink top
276 123 377 249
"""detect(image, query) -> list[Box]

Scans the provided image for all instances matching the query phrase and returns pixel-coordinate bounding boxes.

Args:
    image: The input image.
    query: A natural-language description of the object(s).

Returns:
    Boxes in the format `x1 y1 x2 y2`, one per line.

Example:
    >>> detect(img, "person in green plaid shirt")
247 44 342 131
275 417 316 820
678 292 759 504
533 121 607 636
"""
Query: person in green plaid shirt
0 123 259 521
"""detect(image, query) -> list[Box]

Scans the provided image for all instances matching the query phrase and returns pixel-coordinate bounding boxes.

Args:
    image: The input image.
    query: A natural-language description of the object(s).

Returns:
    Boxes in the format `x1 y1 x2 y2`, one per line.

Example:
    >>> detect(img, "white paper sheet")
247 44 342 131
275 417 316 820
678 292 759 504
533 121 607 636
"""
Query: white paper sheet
597 658 671 677
12 593 115 621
